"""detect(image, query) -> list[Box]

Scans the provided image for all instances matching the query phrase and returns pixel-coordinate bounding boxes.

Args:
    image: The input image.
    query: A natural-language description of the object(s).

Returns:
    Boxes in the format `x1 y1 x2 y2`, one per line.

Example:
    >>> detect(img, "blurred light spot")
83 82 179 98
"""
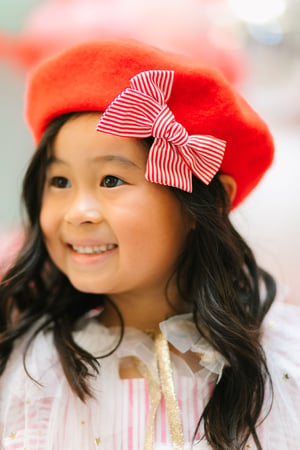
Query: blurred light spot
228 0 286 25
247 21 284 45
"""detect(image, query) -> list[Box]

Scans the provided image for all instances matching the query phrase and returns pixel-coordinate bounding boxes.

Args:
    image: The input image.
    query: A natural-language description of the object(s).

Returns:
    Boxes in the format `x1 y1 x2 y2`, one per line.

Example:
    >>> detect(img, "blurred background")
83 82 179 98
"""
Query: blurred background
0 0 299 303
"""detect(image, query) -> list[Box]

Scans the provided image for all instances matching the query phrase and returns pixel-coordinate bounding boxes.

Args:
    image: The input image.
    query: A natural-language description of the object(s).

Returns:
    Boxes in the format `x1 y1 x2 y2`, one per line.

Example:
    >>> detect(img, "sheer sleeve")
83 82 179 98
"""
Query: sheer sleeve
255 300 300 449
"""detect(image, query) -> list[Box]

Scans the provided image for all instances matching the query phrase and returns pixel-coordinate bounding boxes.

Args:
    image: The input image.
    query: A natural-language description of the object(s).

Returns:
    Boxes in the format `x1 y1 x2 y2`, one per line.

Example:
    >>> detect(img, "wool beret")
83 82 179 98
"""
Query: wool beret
25 39 274 208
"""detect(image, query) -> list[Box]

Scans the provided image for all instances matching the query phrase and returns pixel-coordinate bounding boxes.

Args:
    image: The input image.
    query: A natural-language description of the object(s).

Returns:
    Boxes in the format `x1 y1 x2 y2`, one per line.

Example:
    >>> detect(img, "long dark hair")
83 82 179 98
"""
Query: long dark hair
0 113 275 449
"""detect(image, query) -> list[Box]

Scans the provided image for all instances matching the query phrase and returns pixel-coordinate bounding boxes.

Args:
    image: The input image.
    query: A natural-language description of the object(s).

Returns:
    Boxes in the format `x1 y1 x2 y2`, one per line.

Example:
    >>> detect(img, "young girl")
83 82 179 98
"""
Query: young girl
0 40 299 450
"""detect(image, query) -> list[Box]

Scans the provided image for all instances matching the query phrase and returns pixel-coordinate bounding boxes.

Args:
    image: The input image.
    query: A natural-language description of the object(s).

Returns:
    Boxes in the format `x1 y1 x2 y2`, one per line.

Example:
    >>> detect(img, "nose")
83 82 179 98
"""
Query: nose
64 192 103 226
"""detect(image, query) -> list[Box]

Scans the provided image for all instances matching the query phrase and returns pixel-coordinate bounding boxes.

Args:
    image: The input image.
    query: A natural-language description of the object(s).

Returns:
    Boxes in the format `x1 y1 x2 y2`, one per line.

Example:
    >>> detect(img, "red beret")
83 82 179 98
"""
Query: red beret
25 39 274 208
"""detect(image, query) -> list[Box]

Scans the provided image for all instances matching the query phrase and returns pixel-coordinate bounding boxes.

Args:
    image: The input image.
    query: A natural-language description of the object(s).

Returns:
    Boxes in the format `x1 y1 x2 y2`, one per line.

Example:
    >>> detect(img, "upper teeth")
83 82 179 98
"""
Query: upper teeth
72 244 116 254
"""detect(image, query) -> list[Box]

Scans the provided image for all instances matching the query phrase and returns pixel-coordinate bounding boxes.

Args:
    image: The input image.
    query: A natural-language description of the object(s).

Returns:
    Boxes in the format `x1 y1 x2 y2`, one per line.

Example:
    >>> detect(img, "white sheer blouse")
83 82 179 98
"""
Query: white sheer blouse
0 295 299 449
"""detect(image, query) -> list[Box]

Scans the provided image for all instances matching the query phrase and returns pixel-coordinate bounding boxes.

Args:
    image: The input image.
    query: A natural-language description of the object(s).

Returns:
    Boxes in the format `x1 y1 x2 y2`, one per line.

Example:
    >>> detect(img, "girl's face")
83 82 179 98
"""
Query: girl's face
40 114 192 302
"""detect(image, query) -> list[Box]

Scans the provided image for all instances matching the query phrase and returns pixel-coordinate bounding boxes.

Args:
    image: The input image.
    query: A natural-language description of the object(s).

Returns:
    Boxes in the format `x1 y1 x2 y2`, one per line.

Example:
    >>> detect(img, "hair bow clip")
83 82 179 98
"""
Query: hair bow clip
97 70 226 192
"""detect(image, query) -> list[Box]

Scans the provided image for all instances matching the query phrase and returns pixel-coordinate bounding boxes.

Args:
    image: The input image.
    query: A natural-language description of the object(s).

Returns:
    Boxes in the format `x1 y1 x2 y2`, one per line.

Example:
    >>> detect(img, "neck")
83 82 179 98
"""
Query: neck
100 288 190 331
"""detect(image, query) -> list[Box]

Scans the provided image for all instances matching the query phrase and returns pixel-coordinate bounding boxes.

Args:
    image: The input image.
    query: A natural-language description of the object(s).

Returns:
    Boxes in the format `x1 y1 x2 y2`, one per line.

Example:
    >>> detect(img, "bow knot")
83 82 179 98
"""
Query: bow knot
152 104 189 147
97 70 226 192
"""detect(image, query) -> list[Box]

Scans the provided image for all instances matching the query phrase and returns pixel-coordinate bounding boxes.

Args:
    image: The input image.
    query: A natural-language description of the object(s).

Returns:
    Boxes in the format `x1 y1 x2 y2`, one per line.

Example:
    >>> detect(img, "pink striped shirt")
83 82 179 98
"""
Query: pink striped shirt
1 376 212 449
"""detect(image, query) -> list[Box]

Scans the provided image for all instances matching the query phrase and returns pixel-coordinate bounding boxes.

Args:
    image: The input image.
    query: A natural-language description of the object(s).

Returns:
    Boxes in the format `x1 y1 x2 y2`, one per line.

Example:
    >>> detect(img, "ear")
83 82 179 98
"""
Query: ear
218 174 237 204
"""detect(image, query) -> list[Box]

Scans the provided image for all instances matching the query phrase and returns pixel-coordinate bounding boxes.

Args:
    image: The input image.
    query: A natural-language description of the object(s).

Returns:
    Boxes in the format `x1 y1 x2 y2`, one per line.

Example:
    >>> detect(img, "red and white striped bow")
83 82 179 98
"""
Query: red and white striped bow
96 70 226 192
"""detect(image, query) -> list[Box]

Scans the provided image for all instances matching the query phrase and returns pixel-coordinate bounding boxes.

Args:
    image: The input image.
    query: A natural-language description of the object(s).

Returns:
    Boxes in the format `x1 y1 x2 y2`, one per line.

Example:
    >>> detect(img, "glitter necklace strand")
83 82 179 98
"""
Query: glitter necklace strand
135 331 185 450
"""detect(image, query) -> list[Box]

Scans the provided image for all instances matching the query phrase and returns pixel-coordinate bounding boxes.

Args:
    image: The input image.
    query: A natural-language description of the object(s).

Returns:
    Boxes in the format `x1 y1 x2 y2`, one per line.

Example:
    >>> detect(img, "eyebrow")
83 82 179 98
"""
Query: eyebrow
94 154 141 169
46 154 141 169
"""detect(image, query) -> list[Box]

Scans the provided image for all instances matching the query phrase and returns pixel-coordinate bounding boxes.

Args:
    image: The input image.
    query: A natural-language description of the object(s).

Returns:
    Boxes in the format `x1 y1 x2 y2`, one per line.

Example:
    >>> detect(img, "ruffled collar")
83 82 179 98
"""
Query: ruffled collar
160 313 227 381
74 312 228 382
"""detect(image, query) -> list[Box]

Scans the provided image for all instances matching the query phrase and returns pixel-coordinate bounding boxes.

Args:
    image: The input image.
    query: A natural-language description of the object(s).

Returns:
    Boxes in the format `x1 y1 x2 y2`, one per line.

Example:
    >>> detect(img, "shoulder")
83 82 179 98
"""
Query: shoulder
262 293 300 363
0 317 113 442
258 294 300 448
0 322 59 399
0 316 115 384
261 287 300 381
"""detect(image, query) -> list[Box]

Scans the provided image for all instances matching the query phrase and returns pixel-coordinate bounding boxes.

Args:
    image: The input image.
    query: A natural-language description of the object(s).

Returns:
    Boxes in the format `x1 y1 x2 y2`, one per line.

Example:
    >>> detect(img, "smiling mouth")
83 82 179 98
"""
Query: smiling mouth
70 244 117 254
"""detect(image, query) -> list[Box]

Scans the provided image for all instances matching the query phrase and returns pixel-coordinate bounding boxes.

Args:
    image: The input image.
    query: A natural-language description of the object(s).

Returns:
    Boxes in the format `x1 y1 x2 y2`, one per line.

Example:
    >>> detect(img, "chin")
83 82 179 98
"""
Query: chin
67 277 101 294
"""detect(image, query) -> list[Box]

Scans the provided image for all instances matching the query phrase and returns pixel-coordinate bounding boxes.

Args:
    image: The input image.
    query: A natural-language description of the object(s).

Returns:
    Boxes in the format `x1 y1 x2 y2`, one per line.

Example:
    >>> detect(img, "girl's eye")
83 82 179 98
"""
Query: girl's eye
49 176 71 189
101 176 124 188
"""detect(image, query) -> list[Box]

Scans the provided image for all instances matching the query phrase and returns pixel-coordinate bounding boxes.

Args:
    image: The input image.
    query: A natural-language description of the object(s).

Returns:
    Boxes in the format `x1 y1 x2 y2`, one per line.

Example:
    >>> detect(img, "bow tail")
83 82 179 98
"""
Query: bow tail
146 139 193 192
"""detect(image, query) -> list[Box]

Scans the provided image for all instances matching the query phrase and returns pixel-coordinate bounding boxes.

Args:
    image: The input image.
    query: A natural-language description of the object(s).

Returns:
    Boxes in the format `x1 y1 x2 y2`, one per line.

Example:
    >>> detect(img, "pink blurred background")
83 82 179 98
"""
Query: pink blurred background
0 0 299 304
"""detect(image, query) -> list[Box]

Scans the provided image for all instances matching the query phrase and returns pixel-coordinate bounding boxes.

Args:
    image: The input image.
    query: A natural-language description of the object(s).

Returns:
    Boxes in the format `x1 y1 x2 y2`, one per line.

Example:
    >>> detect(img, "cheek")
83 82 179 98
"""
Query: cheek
40 199 49 229
39 207 48 239
117 202 189 262
39 198 57 242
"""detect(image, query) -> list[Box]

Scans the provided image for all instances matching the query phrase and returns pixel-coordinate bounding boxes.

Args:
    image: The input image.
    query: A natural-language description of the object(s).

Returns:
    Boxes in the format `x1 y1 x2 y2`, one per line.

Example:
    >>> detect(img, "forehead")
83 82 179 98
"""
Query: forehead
50 113 149 167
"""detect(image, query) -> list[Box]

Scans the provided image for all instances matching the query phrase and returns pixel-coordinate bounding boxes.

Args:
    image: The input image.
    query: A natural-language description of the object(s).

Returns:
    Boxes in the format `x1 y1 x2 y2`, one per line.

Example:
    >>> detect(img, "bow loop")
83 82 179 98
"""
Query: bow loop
130 69 174 105
97 70 226 192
